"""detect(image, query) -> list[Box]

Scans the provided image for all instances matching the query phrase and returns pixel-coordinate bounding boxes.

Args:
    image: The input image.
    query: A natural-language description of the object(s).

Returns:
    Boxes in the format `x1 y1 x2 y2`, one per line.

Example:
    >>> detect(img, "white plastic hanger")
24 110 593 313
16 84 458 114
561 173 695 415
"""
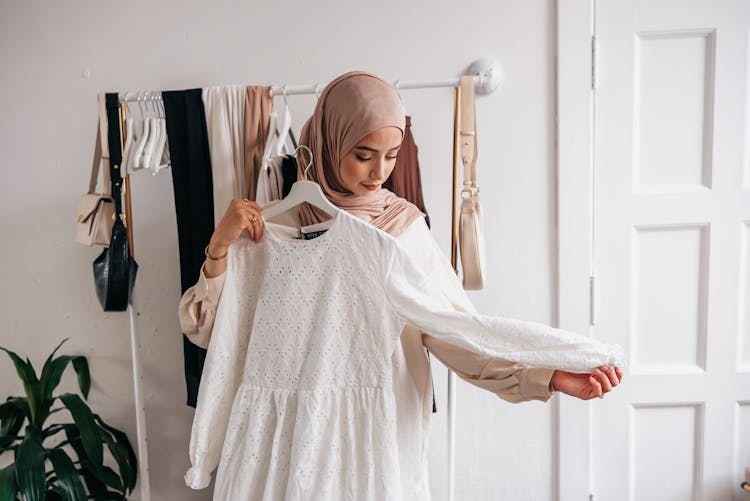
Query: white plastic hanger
132 92 151 170
261 145 339 220
128 93 146 172
394 80 407 114
150 95 170 175
141 94 161 170
121 92 136 175
260 110 279 170
274 86 293 157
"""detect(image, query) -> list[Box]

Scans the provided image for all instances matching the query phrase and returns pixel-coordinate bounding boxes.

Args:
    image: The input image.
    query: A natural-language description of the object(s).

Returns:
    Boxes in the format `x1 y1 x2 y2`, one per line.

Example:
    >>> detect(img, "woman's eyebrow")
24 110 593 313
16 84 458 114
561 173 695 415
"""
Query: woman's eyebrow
354 144 402 152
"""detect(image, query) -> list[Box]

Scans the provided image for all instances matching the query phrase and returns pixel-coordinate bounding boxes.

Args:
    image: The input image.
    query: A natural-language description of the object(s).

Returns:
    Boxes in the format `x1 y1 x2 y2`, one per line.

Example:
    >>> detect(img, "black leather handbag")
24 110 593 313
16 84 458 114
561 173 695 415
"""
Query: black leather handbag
93 93 138 311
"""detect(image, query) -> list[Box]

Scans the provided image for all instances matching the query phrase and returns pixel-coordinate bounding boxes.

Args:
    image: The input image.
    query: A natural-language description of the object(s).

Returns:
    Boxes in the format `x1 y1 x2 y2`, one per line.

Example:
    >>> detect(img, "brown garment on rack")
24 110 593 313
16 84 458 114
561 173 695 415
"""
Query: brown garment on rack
243 86 272 200
383 116 431 228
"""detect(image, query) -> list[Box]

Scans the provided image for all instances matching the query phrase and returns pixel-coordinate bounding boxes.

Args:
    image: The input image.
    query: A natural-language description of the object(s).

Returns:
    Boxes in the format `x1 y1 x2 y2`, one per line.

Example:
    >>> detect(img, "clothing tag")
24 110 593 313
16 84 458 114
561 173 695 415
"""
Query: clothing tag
301 229 328 240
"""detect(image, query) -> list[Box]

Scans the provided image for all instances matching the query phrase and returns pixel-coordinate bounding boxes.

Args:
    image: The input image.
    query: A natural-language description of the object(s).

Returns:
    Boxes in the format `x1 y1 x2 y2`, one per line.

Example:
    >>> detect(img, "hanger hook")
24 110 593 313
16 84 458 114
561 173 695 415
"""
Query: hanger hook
394 80 403 102
314 83 322 100
295 144 314 180
282 84 289 109
136 91 145 115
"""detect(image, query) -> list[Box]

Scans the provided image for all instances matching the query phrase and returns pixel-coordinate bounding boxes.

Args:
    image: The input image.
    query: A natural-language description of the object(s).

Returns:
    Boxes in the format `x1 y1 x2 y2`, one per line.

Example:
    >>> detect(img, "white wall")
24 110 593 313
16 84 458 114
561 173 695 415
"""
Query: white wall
0 1 560 499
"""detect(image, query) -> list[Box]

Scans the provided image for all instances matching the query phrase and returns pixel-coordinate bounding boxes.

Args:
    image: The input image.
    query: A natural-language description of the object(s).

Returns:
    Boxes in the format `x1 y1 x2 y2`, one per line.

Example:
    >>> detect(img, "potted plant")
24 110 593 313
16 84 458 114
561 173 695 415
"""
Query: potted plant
0 338 137 500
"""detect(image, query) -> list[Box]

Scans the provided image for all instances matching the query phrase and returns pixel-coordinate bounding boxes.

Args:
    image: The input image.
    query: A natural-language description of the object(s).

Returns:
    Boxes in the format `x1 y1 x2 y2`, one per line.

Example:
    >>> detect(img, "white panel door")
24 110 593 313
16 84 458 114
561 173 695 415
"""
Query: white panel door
592 1 750 500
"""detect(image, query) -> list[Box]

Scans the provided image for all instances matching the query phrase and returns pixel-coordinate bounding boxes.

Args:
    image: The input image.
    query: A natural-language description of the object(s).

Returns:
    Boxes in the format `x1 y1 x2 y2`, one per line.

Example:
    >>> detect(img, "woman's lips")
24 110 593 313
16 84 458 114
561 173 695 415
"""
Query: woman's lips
362 184 380 191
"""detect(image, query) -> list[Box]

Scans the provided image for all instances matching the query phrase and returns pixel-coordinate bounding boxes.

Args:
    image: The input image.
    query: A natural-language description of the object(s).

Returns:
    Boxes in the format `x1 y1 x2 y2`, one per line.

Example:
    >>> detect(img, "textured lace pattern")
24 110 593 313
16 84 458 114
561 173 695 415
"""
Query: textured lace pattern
185 210 624 500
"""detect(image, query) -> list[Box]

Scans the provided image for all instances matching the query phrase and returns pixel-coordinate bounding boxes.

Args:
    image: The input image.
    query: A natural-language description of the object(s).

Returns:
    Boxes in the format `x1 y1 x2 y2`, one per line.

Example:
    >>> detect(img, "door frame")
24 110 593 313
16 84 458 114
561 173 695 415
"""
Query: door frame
555 0 596 499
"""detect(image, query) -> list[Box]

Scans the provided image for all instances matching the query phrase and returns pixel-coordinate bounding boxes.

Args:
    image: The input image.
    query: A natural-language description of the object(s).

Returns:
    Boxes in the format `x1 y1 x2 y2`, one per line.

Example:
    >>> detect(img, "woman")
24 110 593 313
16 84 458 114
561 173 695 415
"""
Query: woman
180 71 622 499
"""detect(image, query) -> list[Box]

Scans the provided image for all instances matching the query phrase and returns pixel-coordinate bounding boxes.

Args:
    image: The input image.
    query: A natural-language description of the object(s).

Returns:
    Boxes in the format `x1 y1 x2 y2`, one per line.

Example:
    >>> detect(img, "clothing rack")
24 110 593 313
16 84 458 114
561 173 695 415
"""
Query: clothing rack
118 58 500 501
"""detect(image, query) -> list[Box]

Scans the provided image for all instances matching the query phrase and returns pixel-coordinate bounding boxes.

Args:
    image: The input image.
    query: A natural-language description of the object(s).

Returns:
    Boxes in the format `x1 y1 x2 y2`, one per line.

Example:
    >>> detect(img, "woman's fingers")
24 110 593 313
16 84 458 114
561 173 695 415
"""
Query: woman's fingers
234 198 265 242
588 375 603 398
600 366 620 388
242 210 265 242
594 367 613 393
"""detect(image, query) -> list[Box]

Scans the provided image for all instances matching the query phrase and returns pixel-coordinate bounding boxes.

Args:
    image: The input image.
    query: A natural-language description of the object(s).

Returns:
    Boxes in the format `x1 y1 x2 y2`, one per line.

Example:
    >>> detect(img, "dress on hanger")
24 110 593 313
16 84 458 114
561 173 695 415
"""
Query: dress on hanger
179 215 557 500
184 210 623 499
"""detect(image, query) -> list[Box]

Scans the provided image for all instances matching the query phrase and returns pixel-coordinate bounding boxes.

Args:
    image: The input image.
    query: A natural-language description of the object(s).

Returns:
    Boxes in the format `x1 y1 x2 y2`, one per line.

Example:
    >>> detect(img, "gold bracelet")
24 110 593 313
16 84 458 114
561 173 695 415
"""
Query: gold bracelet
204 244 228 261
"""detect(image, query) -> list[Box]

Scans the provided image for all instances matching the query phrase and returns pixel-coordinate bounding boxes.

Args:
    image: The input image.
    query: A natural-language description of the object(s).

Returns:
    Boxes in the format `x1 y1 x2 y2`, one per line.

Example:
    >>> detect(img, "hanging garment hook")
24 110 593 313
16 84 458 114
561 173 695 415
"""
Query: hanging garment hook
394 80 403 102
314 83 322 100
136 91 145 115
295 144 314 180
282 84 289 109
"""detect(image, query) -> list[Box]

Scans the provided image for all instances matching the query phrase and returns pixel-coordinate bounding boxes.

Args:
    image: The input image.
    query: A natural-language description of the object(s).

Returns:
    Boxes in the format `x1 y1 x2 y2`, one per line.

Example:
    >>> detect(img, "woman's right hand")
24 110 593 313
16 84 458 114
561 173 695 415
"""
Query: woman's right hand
204 199 264 278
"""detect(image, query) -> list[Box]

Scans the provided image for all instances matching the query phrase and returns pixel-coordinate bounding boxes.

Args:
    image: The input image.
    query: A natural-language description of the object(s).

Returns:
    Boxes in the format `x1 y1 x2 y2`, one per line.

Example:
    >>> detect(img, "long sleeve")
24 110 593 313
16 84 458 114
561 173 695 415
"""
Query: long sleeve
178 264 227 349
184 253 248 489
423 334 554 402
383 243 624 373
397 220 554 402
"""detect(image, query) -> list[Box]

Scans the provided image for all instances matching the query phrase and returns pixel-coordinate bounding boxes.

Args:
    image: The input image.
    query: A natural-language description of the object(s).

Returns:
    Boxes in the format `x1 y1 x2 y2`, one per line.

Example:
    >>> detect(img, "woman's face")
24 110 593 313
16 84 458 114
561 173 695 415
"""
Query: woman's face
339 126 402 197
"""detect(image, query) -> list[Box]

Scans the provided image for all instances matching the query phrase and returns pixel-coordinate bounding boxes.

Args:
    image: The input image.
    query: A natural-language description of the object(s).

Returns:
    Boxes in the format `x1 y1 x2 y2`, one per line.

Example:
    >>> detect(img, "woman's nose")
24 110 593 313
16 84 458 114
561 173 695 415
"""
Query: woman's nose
370 159 386 180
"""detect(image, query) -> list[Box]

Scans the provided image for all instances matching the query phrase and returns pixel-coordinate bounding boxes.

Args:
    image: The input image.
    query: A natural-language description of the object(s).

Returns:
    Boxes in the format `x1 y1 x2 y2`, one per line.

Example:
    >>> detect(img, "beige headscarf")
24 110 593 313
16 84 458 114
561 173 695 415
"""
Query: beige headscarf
297 71 425 237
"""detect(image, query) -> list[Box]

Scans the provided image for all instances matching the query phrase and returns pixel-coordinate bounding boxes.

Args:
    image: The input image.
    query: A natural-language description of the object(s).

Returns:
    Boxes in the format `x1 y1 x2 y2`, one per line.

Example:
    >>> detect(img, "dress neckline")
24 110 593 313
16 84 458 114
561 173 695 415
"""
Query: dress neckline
262 210 345 246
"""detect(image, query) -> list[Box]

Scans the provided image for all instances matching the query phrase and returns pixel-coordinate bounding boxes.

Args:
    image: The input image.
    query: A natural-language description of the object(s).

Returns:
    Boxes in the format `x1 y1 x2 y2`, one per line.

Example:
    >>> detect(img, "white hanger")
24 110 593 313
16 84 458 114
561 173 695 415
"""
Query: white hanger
274 86 293 157
261 145 339 220
141 93 161 170
150 95 170 175
132 92 151 170
127 93 145 171
394 80 407 114
260 110 279 170
121 92 136 175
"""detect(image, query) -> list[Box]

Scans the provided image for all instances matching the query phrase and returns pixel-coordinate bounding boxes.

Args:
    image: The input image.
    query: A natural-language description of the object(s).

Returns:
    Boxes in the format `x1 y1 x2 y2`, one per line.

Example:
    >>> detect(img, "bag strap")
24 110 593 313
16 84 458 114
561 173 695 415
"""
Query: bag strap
105 93 124 215
88 94 112 195
459 76 478 191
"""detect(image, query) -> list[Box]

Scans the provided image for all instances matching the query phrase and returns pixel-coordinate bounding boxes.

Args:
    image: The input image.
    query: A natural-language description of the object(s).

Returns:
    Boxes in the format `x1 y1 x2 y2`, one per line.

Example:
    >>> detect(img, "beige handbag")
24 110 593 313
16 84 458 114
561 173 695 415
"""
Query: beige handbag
75 94 114 246
458 76 486 290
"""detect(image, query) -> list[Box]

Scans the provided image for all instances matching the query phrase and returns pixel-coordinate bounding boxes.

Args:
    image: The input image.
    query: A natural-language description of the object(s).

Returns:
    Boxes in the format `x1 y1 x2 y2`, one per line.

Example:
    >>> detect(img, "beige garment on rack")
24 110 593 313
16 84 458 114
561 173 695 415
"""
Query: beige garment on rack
244 86 273 201
203 86 246 226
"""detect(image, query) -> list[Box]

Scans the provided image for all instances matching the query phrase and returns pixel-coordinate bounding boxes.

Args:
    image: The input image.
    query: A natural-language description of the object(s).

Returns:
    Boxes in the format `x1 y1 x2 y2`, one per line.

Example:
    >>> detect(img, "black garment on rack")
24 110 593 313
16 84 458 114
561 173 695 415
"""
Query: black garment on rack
163 89 214 408
281 155 298 198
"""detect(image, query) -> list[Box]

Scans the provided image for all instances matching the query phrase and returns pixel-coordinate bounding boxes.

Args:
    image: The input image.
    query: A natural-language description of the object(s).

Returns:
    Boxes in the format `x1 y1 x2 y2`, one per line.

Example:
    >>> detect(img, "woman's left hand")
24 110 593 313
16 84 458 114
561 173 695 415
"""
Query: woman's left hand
551 366 623 400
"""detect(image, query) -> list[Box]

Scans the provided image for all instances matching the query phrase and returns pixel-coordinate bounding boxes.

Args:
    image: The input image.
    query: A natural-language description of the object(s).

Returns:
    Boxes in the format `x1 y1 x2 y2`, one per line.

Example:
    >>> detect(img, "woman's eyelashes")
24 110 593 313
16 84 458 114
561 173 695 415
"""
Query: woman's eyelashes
355 154 399 162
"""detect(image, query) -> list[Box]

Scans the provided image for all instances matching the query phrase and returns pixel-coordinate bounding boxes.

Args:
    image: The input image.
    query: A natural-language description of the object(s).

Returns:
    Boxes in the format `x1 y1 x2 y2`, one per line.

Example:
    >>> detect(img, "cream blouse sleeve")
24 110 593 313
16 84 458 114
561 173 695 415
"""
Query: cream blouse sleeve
396 218 556 403
178 263 227 349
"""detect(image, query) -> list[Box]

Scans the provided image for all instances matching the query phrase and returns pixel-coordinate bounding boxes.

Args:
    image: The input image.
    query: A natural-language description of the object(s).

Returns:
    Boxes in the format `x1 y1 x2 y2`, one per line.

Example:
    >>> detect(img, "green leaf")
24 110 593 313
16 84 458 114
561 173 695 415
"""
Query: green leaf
92 466 122 494
70 357 90 400
41 339 69 373
58 394 102 467
0 464 18 501
0 398 26 450
78 469 107 500
62 425 109 499
0 347 41 424
62 425 122 494
45 489 63 501
14 426 45 501
93 415 136 493
42 423 66 441
47 449 87 501
97 492 126 501
6 397 30 421
40 355 90 407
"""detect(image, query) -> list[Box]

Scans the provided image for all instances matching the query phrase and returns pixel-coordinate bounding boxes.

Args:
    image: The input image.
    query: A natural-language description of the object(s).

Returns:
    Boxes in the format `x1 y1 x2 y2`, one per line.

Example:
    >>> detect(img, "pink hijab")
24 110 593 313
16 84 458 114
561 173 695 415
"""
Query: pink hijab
297 71 425 237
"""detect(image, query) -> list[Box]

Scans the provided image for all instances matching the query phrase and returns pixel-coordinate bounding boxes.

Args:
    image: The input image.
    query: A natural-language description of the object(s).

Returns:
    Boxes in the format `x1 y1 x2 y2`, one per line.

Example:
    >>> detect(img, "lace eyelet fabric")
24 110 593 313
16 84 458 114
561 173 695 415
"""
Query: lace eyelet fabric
185 210 624 500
